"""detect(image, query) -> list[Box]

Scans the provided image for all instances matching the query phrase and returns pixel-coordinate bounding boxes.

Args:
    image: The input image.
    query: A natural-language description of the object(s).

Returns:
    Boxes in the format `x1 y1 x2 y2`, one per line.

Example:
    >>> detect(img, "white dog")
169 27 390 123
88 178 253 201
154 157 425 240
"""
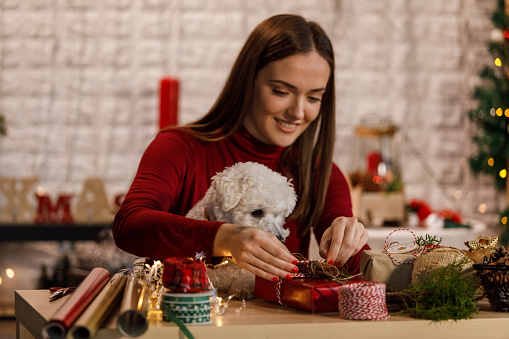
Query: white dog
185 161 297 299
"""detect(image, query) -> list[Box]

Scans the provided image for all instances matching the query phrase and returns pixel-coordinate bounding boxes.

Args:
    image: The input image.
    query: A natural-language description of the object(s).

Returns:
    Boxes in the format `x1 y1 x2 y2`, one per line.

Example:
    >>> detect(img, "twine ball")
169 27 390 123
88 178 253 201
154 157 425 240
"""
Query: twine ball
337 282 389 320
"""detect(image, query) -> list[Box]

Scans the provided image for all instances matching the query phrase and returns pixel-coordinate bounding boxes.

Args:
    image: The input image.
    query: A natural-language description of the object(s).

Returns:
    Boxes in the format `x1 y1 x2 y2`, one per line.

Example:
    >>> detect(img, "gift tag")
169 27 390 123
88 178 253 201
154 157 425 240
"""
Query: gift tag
386 242 417 254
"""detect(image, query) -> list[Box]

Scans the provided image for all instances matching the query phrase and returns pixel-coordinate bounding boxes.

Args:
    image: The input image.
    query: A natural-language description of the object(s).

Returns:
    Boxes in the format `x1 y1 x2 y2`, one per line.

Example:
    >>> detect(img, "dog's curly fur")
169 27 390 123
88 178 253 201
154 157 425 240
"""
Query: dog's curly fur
185 162 297 299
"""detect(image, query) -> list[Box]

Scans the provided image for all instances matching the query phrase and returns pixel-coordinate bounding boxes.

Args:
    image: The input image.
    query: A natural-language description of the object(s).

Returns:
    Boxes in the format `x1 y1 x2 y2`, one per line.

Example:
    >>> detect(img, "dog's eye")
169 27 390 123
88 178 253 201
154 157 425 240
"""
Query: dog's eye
251 209 264 218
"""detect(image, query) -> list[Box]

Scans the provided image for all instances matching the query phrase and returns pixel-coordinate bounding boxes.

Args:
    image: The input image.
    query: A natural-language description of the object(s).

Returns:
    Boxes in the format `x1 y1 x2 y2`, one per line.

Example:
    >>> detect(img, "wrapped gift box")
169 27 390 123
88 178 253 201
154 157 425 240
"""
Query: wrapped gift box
360 250 414 291
254 276 350 313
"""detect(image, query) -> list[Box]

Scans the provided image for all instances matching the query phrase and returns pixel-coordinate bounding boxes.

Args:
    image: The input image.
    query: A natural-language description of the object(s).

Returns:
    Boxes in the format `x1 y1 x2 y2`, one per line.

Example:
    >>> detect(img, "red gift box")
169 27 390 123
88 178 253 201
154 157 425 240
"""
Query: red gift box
254 276 347 313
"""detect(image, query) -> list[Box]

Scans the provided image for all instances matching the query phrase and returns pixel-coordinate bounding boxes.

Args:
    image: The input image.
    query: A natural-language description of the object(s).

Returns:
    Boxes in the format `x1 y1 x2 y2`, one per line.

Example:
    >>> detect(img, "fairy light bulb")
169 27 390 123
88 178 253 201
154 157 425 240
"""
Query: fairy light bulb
478 204 487 214
502 216 508 225
5 268 14 279
500 169 507 178
495 58 502 66
496 108 503 116
505 109 509 117
488 158 495 166
490 108 496 116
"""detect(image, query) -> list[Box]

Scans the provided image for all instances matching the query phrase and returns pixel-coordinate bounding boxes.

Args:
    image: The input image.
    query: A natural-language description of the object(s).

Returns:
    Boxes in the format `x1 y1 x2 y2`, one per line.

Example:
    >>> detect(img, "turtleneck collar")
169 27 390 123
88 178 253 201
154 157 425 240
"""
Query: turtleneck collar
229 125 287 163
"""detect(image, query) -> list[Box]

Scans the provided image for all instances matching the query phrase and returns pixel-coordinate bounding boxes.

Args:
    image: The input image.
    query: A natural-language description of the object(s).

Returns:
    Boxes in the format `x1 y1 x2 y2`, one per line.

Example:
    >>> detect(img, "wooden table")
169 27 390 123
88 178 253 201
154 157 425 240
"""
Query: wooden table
15 289 509 339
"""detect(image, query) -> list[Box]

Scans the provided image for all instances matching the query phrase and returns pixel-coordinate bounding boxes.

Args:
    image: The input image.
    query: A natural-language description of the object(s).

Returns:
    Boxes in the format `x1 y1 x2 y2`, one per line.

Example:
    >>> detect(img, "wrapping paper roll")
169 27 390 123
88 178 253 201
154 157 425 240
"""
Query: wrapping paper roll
42 267 111 339
69 272 127 339
116 275 149 337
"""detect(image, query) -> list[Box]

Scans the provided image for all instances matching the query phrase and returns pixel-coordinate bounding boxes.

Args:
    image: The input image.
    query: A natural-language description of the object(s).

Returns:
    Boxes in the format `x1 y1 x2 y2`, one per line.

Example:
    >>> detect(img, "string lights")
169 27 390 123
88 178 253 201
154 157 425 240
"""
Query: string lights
0 268 16 288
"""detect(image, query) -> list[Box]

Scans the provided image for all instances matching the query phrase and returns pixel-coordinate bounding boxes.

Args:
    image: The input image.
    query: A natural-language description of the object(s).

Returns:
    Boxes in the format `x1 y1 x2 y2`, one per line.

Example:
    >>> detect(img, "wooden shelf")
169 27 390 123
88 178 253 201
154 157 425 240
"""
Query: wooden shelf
0 223 112 242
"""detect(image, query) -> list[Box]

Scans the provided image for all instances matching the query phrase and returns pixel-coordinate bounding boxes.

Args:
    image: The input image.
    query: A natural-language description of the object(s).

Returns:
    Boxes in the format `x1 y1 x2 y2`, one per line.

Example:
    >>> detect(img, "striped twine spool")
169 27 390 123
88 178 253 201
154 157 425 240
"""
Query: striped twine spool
337 282 389 320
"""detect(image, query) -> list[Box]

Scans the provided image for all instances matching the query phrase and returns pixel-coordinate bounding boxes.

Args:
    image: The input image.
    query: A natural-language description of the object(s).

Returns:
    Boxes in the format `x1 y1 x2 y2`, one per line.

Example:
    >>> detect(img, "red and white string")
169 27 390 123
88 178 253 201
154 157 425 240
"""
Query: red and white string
384 228 418 265
337 282 389 320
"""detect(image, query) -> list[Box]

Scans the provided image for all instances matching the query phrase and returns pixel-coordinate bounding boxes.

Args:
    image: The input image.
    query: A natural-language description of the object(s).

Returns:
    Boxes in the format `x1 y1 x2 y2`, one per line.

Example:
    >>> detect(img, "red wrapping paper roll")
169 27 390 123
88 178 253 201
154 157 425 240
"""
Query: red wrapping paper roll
42 267 111 339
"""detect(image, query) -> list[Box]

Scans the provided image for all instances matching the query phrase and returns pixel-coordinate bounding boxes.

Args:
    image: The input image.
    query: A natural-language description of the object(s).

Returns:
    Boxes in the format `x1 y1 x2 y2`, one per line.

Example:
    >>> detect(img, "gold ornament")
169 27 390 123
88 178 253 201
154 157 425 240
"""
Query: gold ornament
464 235 498 251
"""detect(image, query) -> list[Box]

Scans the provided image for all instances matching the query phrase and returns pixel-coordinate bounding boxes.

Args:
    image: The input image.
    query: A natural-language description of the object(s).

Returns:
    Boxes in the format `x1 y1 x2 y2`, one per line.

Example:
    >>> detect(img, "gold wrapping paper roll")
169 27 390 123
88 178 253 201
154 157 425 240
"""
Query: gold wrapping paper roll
42 267 111 339
69 272 127 339
116 275 150 337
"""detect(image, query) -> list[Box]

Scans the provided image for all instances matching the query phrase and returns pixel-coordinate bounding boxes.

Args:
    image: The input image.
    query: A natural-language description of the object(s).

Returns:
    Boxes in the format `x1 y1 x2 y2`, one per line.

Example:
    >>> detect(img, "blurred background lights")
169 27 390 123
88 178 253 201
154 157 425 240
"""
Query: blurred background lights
478 203 487 214
496 108 503 116
488 158 495 166
453 190 462 200
495 58 502 66
499 169 507 178
502 216 508 225
505 109 509 117
5 268 15 279
36 186 45 196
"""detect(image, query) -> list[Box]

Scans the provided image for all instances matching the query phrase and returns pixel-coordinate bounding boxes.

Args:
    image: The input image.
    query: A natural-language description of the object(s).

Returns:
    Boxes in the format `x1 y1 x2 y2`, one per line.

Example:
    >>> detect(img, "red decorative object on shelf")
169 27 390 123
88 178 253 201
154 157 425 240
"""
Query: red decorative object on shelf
159 77 179 129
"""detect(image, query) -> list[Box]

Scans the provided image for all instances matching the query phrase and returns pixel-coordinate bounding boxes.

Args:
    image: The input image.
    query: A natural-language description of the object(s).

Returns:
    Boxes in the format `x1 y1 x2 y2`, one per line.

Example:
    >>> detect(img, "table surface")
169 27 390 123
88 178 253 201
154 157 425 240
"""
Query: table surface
15 289 509 339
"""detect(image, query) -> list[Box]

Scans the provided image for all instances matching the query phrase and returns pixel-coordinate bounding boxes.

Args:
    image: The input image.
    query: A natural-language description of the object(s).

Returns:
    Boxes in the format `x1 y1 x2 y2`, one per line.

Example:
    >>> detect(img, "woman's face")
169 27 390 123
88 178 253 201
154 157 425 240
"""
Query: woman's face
243 51 330 147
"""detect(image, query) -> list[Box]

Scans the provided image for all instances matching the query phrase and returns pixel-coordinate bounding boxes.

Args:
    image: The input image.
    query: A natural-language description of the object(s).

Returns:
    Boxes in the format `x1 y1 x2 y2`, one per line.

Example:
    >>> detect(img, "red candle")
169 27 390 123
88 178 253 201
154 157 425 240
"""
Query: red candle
159 77 179 129
367 151 382 174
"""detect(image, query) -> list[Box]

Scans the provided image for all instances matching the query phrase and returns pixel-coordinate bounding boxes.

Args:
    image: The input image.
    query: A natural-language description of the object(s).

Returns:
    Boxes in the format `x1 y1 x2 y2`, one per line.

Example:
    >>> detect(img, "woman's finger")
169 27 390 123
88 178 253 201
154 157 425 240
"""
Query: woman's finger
336 220 362 264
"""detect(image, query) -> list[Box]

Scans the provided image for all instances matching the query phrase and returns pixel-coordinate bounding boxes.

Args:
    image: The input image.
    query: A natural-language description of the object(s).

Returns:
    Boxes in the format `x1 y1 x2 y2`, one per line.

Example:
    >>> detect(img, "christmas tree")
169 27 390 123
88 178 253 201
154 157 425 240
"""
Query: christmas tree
468 0 509 245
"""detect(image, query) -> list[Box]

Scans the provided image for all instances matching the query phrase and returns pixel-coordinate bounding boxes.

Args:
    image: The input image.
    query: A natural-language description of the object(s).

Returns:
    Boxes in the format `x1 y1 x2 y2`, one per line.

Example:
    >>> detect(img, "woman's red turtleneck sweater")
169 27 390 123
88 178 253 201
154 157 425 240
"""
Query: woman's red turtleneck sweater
113 127 368 274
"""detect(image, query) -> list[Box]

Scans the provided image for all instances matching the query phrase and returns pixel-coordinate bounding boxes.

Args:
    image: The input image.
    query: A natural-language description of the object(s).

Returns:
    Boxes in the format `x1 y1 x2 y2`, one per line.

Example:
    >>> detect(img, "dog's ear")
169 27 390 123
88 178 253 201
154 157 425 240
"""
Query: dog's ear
213 173 253 212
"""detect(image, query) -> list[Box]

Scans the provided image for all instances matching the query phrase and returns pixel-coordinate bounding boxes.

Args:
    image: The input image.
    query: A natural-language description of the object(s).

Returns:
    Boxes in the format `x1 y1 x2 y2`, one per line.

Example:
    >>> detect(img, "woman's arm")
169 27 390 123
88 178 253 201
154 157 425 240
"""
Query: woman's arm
313 164 370 271
113 131 224 260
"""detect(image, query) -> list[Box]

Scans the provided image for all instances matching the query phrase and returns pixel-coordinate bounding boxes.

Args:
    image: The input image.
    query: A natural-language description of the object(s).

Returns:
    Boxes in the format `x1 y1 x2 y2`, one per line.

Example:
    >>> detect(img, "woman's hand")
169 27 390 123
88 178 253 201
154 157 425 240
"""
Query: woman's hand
213 223 298 281
319 217 368 265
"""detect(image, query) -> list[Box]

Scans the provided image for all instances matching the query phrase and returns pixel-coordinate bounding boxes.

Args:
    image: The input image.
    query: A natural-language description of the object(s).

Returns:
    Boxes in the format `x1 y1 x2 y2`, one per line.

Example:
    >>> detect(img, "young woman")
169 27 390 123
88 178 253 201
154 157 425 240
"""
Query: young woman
113 14 369 282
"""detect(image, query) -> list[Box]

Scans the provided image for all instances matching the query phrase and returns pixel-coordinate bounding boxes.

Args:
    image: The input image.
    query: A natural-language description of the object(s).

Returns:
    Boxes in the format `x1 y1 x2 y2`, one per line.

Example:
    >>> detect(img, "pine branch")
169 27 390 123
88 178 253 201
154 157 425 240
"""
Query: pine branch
387 259 479 321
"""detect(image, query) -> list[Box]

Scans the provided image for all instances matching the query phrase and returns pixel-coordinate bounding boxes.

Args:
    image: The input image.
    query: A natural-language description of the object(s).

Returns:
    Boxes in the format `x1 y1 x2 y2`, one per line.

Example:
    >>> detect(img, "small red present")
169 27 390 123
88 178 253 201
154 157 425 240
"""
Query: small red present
162 257 210 293
254 276 352 313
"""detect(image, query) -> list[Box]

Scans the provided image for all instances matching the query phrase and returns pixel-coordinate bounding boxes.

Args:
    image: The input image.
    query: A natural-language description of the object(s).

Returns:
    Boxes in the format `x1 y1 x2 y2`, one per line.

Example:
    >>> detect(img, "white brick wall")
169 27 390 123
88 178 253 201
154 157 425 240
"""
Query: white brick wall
0 0 503 222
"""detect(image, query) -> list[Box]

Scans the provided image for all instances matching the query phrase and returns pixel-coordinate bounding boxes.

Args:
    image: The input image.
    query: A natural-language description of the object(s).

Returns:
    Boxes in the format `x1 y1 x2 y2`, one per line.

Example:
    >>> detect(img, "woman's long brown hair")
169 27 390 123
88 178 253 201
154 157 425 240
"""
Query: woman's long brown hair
175 14 336 236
